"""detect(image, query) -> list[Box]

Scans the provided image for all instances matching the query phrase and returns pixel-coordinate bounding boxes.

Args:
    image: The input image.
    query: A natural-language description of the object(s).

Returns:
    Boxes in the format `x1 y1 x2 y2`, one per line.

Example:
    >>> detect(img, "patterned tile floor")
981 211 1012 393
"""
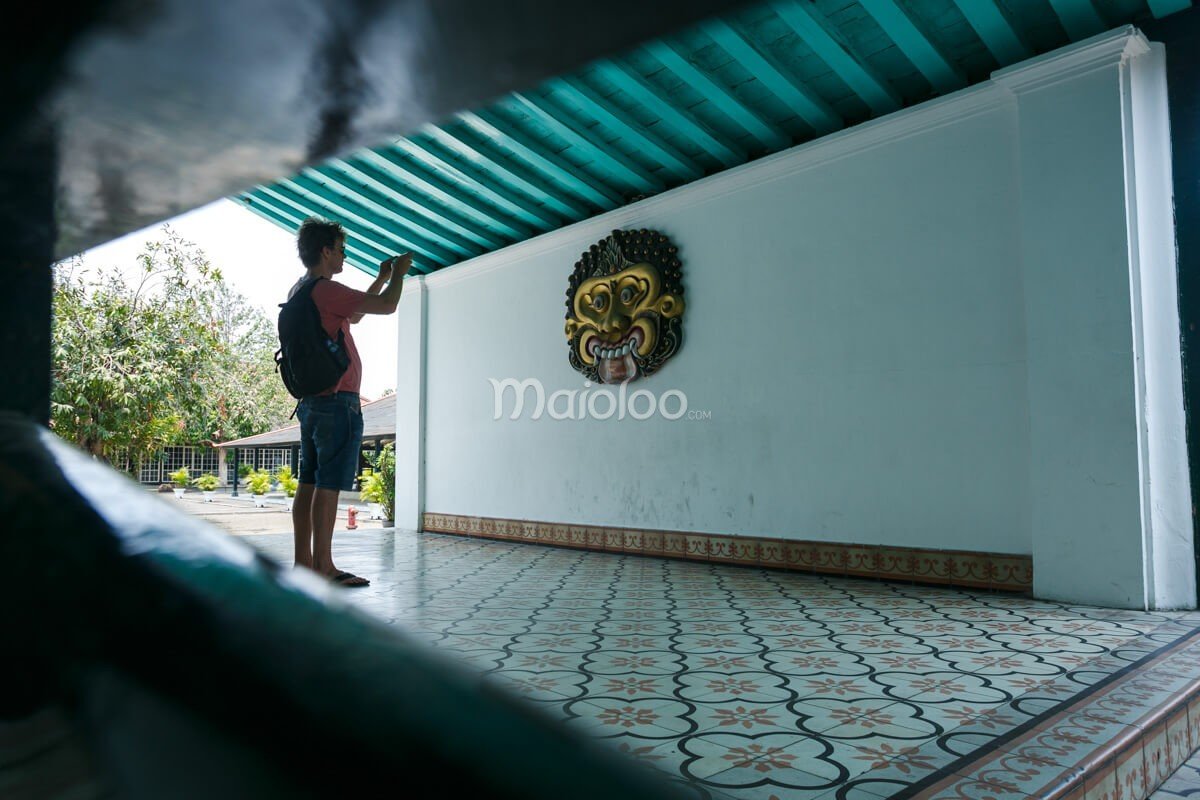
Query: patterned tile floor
241 529 1200 800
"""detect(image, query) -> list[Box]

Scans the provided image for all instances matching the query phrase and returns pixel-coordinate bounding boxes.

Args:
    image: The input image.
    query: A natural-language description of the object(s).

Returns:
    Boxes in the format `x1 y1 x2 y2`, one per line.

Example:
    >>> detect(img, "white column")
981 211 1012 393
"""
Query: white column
1128 42 1194 609
393 276 427 531
995 27 1194 608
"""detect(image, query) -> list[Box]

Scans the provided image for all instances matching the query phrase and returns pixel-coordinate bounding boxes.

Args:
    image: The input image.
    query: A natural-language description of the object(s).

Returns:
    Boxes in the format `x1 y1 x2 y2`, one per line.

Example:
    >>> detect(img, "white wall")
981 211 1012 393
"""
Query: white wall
395 28 1193 608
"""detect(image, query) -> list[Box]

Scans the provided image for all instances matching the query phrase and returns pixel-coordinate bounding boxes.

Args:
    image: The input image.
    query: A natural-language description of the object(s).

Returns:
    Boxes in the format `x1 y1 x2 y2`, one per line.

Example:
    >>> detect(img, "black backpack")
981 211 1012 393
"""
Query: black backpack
275 277 350 400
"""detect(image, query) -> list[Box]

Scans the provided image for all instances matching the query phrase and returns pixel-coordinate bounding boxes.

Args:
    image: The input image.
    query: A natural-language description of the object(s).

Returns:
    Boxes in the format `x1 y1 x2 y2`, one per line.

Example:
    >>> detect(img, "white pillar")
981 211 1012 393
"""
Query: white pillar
393 276 427 531
995 27 1194 608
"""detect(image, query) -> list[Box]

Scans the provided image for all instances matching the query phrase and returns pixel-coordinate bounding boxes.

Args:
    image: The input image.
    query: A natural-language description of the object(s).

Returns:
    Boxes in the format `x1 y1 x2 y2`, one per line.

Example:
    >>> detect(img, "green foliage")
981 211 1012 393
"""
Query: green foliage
195 283 297 444
51 227 295 461
168 466 190 488
358 469 385 504
237 463 253 479
246 469 272 496
280 475 299 498
194 473 220 491
274 464 294 487
366 443 395 522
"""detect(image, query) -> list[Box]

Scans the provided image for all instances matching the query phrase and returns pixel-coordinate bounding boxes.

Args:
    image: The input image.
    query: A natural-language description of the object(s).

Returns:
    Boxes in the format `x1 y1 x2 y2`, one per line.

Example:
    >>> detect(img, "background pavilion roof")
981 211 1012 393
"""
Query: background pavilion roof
216 393 396 449
236 0 1192 278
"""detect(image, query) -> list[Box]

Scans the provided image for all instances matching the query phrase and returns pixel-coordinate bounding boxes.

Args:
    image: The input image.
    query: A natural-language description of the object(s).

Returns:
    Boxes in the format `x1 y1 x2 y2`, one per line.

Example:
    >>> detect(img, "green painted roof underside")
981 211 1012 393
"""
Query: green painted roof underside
237 0 1192 277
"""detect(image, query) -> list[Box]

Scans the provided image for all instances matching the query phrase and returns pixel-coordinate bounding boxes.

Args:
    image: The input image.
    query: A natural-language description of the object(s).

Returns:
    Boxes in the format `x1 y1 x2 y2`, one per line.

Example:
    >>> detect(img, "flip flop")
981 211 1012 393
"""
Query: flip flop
331 570 370 588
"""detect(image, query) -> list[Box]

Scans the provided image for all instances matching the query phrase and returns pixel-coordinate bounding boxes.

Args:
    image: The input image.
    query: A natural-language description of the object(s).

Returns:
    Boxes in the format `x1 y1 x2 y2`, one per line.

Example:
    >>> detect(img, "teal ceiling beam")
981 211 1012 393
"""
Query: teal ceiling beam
643 40 790 152
325 156 500 254
279 175 427 257
421 124 590 220
701 19 842 137
771 0 901 116
950 0 1032 64
1147 0 1191 17
507 91 665 195
858 0 966 93
1047 0 1107 40
307 161 480 260
238 193 432 275
457 109 623 209
593 59 745 168
357 148 517 247
248 186 390 258
280 172 474 264
245 200 390 274
546 76 703 182
392 136 562 229
252 183 454 267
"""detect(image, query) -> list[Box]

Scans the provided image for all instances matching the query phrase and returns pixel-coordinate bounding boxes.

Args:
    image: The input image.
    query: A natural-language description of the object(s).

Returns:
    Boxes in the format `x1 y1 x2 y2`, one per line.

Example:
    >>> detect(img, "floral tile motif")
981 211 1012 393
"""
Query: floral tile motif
792 698 940 743
240 529 1200 800
566 697 697 739
444 617 531 636
881 699 1016 737
682 732 849 792
484 668 591 701
502 650 590 673
686 702 796 736
585 649 686 676
681 653 773 675
836 738 966 798
786 674 893 703
678 671 798 704
763 649 874 678
831 634 936 656
674 634 765 656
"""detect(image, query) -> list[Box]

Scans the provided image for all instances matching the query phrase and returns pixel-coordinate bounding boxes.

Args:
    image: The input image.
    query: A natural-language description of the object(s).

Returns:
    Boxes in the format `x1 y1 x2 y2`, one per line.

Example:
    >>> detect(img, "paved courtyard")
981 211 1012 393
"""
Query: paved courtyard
162 488 386 536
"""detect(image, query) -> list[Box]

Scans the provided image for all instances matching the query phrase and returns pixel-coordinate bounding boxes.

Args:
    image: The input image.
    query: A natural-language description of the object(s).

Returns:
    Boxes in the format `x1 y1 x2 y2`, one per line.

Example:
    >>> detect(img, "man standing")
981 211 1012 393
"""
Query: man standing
289 217 410 587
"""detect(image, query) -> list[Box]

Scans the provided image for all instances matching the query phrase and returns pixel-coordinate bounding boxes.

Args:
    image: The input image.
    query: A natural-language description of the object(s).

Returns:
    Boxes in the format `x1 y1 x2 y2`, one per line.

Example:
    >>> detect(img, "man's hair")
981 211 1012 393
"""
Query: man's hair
297 218 346 268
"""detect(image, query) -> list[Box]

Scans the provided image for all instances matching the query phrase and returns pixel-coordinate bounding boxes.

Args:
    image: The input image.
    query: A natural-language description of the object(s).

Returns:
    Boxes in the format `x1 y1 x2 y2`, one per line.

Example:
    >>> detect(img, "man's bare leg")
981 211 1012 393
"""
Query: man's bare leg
311 487 340 575
311 488 369 586
292 482 316 568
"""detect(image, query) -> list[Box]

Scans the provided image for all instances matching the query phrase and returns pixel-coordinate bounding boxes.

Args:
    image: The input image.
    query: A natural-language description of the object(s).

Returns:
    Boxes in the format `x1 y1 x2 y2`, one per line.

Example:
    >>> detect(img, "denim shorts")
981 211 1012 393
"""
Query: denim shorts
297 392 363 491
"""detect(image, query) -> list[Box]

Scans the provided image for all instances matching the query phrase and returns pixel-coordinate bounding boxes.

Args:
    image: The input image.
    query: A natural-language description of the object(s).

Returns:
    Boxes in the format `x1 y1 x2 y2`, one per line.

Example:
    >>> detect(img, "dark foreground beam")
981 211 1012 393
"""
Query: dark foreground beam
0 117 55 422
4 0 753 260
0 414 682 798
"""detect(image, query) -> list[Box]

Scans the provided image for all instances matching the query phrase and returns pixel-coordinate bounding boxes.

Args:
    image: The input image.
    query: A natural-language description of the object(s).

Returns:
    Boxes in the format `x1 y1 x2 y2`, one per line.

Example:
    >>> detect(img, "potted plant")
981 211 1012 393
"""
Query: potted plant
281 474 299 511
169 467 189 499
358 468 385 520
366 443 395 526
246 469 272 507
237 462 253 486
194 473 219 501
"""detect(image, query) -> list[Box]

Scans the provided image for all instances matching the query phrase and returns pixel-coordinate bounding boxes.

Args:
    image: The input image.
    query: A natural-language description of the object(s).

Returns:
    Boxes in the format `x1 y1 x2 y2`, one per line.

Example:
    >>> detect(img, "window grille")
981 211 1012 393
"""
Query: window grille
121 445 219 484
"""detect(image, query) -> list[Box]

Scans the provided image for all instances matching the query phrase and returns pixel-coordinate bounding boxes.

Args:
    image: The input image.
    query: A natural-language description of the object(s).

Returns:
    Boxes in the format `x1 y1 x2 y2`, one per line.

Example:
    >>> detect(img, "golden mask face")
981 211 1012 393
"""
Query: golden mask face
564 229 685 383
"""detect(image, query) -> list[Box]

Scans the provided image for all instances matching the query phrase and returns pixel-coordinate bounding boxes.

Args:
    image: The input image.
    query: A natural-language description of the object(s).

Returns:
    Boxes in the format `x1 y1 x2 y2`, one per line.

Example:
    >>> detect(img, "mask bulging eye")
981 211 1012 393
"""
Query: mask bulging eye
620 286 635 304
591 294 608 311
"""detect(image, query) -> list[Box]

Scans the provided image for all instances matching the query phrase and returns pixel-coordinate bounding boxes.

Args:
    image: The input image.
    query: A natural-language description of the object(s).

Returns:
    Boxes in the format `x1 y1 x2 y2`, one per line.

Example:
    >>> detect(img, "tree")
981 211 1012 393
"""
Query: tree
51 228 294 460
189 279 296 444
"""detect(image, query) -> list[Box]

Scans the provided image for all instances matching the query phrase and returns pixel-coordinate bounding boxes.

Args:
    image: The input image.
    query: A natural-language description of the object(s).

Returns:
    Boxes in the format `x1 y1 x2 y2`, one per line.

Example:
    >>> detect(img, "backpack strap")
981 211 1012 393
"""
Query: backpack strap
283 275 324 306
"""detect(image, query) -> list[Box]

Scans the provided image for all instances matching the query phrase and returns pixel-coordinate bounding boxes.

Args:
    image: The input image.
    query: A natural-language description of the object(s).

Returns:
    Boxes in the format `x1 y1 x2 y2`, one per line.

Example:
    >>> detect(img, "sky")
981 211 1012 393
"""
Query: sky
76 199 400 400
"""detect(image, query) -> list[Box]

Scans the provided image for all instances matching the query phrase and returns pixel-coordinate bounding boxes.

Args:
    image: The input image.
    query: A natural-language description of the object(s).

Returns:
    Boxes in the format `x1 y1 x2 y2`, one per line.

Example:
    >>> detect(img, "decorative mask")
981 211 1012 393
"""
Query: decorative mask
564 229 685 383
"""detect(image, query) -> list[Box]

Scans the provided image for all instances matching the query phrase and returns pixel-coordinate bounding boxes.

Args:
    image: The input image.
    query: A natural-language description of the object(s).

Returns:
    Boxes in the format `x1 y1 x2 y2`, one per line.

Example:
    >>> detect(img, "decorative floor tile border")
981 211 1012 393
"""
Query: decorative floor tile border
421 513 1033 593
904 627 1200 800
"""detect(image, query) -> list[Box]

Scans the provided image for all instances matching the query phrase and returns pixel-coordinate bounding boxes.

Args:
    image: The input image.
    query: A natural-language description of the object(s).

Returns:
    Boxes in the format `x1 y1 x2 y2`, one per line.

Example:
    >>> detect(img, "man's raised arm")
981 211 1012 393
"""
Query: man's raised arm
357 253 412 316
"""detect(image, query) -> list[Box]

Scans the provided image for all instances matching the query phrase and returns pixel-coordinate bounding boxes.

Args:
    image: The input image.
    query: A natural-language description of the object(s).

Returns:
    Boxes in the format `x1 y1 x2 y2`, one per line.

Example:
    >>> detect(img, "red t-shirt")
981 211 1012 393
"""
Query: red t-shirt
293 279 367 395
